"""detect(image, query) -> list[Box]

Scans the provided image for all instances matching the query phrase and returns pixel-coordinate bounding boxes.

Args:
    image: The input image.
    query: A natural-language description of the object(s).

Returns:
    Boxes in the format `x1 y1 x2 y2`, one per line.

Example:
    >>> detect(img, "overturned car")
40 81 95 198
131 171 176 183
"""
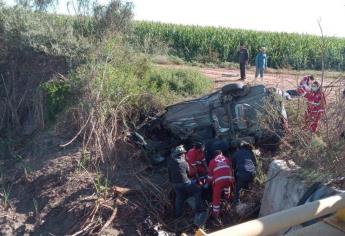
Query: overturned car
156 83 287 146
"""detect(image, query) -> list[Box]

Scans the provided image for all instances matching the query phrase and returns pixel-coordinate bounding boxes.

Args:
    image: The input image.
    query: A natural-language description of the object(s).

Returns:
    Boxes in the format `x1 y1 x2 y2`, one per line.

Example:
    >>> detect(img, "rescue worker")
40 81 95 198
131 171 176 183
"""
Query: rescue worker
168 145 203 218
186 142 208 178
232 141 257 204
207 150 235 219
297 75 315 94
300 81 326 133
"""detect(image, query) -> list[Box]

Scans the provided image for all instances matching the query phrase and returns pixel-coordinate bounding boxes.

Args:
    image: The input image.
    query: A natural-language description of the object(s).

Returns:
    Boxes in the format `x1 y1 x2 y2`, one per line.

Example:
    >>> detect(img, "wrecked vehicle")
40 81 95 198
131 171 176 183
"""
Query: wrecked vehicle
157 83 287 146
135 83 288 163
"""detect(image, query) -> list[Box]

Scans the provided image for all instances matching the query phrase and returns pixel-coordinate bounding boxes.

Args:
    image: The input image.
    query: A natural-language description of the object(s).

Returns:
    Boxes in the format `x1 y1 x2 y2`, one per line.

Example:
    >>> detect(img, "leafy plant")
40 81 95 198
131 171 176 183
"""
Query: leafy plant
1 184 12 209
40 79 72 122
134 21 345 71
94 173 109 197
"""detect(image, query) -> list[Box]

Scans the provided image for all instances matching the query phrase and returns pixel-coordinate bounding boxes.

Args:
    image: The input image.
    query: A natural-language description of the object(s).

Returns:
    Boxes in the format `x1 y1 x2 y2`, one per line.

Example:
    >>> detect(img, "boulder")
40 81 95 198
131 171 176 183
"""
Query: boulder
260 160 307 217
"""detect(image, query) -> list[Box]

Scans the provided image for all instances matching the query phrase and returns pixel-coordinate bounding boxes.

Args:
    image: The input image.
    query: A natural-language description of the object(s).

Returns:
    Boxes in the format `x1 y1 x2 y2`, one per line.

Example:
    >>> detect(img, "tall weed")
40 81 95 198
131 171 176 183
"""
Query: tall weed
65 37 211 163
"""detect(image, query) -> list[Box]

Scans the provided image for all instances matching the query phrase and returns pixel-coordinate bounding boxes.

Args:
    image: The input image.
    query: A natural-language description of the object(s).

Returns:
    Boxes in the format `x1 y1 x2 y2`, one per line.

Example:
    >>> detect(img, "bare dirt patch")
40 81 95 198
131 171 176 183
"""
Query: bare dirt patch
201 66 337 91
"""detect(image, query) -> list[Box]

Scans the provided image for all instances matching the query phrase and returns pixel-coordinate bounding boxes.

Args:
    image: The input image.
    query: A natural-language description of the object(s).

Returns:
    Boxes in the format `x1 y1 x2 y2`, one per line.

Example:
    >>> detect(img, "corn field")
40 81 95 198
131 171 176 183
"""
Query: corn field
134 21 345 71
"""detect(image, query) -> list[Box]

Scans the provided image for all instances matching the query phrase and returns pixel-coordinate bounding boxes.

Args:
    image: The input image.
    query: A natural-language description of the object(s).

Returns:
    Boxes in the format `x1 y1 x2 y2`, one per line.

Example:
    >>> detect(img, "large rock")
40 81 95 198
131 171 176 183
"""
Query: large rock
259 160 307 235
259 160 307 217
259 159 345 235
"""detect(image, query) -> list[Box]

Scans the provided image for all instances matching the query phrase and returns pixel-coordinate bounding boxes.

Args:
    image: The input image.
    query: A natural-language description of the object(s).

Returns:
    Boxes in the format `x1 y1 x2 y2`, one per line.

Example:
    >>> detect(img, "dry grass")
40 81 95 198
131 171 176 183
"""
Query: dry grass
258 75 345 182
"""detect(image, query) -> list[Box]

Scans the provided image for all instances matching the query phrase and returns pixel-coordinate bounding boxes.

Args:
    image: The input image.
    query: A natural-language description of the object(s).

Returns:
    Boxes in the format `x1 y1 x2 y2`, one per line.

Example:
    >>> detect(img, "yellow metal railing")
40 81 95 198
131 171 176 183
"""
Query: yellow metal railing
195 192 345 236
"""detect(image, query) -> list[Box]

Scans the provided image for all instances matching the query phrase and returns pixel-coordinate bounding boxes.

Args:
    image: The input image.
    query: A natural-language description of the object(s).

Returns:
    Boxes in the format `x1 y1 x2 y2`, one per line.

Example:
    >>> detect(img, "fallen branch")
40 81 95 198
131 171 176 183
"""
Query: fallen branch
71 221 96 236
99 205 118 233
60 111 92 148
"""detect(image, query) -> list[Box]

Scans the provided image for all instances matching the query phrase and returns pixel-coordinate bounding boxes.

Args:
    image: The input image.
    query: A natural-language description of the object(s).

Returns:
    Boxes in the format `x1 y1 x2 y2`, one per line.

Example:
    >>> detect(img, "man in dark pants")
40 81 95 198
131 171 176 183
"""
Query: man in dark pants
239 43 249 80
168 145 203 217
232 141 257 204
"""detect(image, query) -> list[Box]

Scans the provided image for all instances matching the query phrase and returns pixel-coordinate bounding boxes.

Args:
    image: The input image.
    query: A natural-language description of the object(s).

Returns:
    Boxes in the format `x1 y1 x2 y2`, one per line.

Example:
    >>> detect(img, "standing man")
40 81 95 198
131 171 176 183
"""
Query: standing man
239 43 249 80
168 145 203 218
207 150 235 220
232 141 257 204
186 142 208 179
301 81 326 133
255 47 267 80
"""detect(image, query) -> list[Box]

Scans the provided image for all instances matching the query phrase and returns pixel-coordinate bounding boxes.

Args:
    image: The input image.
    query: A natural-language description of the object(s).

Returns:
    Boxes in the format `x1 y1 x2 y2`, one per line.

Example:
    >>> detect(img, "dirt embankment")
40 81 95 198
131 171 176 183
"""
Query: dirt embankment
0 132 93 235
0 130 158 235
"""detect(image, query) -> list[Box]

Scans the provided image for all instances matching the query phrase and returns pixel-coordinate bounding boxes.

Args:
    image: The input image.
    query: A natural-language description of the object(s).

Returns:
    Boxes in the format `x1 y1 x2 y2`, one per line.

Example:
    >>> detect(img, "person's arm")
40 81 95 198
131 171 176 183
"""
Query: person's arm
245 49 249 64
185 161 190 176
255 54 258 67
298 83 310 96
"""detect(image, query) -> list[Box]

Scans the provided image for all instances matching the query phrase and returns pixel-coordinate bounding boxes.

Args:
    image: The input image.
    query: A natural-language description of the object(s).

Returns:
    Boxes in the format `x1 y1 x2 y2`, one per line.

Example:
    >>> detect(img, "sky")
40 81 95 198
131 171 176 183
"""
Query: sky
4 0 345 37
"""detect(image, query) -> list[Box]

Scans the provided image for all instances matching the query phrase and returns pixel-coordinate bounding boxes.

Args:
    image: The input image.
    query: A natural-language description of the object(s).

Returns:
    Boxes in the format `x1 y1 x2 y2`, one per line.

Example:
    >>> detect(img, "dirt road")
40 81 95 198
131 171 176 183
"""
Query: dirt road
200 66 345 102
202 67 327 91
158 63 343 95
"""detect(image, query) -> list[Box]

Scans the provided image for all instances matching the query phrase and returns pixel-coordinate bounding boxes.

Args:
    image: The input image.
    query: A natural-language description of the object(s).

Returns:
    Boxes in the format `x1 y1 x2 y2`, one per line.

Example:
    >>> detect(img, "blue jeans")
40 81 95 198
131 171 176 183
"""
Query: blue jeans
173 182 203 217
255 67 265 78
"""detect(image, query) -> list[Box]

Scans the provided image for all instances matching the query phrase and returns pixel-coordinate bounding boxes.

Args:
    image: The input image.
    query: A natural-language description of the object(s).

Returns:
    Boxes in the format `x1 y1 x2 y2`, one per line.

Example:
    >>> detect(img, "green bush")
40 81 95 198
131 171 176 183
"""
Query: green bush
146 67 212 98
40 80 71 122
70 38 211 119
65 37 212 161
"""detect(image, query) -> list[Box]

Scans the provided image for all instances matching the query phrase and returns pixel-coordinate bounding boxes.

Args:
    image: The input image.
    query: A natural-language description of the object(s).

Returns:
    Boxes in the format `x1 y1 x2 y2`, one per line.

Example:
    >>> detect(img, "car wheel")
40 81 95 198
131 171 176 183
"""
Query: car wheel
221 83 244 94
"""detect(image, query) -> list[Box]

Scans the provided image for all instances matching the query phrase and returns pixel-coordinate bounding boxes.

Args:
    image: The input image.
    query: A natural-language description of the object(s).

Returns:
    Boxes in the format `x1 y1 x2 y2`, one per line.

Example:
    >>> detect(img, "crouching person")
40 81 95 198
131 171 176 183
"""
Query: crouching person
168 145 203 218
207 150 235 220
233 141 257 204
186 142 208 179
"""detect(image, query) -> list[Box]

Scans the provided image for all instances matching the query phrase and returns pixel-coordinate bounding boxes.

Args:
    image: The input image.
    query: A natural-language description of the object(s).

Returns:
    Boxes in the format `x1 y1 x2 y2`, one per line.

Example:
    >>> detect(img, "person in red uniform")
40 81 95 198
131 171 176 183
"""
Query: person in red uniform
207 150 235 219
301 81 326 133
297 75 314 95
186 142 208 178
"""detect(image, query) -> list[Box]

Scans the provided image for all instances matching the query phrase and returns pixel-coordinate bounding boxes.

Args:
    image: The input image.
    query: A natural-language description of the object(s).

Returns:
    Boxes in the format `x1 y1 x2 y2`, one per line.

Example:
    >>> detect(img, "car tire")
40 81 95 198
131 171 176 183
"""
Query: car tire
221 83 244 94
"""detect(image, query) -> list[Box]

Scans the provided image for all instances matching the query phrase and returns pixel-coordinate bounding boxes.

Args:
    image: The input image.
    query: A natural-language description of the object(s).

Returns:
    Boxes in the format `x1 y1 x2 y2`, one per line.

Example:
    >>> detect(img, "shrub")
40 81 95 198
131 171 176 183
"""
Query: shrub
40 79 72 122
66 37 212 162
147 67 212 98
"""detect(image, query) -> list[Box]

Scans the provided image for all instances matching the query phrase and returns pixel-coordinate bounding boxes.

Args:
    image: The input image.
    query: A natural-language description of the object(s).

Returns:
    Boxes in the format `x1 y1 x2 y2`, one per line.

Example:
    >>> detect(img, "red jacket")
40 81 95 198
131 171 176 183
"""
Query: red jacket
304 90 326 114
207 155 235 185
186 148 207 177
